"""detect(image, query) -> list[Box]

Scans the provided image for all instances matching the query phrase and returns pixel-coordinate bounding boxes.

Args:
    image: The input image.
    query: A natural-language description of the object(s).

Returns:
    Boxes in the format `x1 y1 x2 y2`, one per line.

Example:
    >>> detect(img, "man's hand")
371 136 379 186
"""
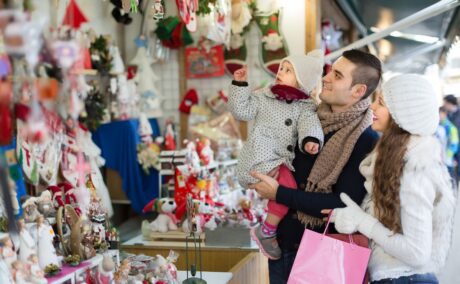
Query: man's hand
248 171 279 200
233 66 248 82
304 142 319 155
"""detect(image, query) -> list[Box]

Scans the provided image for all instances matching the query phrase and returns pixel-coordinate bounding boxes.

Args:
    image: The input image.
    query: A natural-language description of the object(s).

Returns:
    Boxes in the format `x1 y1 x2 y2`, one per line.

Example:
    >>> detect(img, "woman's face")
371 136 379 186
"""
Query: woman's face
370 93 391 132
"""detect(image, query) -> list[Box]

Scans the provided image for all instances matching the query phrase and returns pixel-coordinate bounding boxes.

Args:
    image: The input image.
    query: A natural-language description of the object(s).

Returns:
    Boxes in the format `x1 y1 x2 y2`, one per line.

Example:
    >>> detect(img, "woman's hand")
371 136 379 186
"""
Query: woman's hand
321 193 376 235
248 171 279 200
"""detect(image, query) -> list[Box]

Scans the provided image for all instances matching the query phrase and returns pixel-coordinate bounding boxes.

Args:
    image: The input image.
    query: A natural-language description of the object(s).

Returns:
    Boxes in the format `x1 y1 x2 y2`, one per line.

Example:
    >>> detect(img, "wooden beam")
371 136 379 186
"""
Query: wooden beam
305 0 321 52
178 47 188 143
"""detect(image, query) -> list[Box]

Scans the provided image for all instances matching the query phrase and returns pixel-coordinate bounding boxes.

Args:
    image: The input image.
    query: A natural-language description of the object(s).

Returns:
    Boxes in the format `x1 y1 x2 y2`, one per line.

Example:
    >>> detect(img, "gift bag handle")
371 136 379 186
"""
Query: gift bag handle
323 210 354 245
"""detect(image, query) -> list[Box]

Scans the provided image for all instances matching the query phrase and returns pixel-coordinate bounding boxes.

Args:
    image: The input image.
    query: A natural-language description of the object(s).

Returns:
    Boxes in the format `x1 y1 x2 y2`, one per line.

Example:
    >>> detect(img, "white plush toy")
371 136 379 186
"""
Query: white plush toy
142 198 178 234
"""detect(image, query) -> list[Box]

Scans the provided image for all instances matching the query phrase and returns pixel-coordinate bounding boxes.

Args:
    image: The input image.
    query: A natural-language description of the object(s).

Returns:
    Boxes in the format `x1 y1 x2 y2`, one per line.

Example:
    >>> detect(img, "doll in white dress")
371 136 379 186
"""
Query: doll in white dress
18 218 36 262
36 215 60 269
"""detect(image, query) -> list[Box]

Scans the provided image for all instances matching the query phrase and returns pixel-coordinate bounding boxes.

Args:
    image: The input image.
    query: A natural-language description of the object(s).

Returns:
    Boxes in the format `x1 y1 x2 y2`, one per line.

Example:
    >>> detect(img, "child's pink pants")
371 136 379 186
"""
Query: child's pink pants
266 164 297 218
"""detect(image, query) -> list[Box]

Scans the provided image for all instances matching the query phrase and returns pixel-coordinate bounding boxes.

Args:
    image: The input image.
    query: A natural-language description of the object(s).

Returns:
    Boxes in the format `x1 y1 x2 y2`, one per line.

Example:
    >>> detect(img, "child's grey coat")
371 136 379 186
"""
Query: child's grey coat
228 84 324 188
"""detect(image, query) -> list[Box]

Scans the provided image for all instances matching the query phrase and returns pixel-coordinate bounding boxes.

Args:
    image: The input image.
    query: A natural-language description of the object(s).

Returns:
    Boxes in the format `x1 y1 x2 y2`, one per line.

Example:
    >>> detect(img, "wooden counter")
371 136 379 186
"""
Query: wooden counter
121 234 269 283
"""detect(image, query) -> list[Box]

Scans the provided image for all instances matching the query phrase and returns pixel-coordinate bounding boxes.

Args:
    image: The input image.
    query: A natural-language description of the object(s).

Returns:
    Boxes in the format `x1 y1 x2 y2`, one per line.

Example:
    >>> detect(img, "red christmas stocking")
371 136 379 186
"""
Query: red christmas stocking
254 10 289 76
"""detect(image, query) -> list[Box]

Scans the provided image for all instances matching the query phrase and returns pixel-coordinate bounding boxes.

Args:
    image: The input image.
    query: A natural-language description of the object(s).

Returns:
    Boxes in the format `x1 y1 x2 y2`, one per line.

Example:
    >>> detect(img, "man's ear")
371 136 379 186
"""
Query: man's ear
352 84 367 99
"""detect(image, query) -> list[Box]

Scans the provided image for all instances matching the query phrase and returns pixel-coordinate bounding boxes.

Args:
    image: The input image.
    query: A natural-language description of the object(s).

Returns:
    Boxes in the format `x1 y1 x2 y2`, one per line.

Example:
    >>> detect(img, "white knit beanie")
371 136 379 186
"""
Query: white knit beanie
382 74 439 136
280 49 324 93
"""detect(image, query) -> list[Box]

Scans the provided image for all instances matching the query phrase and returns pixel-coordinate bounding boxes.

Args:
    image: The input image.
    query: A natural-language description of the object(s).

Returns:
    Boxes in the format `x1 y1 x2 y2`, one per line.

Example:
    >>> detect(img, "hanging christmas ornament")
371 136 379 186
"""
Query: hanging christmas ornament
254 11 289 76
62 0 89 30
178 89 198 114
152 0 165 20
321 20 343 52
224 0 254 75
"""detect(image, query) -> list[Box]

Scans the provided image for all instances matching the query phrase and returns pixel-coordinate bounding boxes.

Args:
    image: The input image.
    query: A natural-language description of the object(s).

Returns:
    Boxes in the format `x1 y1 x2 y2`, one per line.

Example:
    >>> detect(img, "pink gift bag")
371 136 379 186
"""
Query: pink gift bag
288 215 371 284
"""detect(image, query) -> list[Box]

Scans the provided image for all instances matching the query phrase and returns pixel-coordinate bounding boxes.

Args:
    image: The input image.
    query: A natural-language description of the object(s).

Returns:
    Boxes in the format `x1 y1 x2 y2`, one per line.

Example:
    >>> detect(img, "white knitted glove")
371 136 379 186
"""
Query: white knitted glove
331 193 378 237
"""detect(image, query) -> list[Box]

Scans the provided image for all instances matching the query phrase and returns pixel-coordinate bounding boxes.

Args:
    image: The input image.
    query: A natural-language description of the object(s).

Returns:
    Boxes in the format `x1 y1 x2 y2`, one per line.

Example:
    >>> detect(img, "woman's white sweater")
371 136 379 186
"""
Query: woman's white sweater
359 135 456 281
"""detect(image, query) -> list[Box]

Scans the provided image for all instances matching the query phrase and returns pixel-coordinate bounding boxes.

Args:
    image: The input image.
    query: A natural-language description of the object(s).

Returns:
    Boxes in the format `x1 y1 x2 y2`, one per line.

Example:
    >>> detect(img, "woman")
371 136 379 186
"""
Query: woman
329 74 456 283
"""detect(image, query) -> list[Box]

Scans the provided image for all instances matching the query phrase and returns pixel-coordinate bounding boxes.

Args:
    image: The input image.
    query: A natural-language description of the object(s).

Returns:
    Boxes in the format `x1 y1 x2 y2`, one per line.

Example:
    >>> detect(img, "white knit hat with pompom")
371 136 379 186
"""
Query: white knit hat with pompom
382 74 439 136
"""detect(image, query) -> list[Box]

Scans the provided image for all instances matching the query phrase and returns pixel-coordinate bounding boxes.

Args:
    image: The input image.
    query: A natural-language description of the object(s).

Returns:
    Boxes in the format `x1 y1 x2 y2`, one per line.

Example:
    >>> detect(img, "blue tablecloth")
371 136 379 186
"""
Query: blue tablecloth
92 118 160 213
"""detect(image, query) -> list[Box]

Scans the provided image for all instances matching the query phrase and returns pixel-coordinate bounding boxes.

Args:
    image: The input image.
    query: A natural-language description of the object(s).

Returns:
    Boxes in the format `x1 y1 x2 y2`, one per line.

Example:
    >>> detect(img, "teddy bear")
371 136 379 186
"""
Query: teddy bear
142 198 178 235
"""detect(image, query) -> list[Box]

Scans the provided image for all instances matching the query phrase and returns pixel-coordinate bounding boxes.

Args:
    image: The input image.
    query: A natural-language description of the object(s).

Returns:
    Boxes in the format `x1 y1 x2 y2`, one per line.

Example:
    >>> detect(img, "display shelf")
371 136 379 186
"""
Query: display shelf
47 254 103 284
218 159 238 168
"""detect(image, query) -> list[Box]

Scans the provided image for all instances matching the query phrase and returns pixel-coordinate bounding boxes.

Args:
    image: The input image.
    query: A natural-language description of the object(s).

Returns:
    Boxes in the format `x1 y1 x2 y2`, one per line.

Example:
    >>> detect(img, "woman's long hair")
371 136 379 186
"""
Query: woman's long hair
373 118 411 233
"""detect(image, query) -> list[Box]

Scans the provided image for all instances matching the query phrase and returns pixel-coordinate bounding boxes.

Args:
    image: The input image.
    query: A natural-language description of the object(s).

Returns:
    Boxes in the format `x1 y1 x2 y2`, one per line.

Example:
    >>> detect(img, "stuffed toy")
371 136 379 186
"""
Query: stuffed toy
142 198 178 234
21 197 40 223
36 190 55 218
47 185 64 209
148 251 178 283
181 199 213 234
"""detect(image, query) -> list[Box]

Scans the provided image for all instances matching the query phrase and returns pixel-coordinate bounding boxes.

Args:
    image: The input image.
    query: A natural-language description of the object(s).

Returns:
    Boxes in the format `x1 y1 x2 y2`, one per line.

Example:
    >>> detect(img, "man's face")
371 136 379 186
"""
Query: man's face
320 56 359 107
443 101 456 112
275 61 299 88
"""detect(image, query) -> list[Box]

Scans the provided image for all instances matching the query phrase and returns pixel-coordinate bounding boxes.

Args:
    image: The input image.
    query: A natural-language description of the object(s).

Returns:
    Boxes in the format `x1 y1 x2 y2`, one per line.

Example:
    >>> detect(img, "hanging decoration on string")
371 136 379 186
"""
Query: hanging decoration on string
155 16 194 49
254 10 289 76
224 0 254 75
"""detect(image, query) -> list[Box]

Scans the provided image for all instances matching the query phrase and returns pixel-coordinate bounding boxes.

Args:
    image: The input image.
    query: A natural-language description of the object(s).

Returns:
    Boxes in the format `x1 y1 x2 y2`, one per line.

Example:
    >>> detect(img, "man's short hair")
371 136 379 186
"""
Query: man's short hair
444 94 457 106
342 49 382 99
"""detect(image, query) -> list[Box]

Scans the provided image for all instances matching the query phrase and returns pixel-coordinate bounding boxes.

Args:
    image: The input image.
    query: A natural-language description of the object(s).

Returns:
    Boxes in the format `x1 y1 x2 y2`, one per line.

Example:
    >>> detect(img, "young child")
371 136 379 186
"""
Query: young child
228 50 324 260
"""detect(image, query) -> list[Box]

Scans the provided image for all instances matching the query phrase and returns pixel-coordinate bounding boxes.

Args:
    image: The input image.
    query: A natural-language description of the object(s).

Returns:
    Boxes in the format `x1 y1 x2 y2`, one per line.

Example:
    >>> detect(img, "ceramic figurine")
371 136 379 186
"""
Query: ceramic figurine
10 260 28 284
1 233 17 267
0 233 15 283
28 254 47 284
36 215 60 269
18 218 36 262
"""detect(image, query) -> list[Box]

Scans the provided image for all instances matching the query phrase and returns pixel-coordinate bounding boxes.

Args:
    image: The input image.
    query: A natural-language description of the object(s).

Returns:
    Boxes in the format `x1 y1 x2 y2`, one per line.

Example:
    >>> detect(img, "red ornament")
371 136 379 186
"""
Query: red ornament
62 0 89 29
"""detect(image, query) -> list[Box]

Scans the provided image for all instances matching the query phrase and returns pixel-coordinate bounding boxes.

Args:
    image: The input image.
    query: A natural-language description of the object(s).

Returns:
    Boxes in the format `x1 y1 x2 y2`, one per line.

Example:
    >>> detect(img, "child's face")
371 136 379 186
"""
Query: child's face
275 61 298 88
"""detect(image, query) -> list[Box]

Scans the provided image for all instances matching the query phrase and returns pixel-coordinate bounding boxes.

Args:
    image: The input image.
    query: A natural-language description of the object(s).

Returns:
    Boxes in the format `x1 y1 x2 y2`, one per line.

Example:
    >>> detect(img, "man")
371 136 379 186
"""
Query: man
249 49 381 283
443 94 460 183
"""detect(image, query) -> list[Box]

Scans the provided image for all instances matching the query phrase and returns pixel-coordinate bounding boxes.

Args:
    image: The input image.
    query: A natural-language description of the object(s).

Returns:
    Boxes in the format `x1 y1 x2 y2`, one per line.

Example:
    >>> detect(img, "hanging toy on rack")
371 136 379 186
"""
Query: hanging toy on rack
155 16 194 49
177 0 198 32
110 0 134 25
224 0 253 75
152 0 165 20
321 20 342 74
254 10 289 76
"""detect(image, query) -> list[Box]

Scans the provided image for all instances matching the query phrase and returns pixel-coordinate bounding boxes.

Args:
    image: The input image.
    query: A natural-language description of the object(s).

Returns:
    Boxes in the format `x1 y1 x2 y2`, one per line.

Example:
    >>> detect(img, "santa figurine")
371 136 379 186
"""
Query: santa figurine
47 185 64 210
60 182 81 215
18 218 36 262
36 215 60 269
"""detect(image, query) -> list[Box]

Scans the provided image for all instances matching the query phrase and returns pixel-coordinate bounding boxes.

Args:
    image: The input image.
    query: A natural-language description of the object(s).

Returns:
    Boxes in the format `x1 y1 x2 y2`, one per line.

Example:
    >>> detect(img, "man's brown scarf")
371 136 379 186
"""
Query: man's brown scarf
297 97 373 227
